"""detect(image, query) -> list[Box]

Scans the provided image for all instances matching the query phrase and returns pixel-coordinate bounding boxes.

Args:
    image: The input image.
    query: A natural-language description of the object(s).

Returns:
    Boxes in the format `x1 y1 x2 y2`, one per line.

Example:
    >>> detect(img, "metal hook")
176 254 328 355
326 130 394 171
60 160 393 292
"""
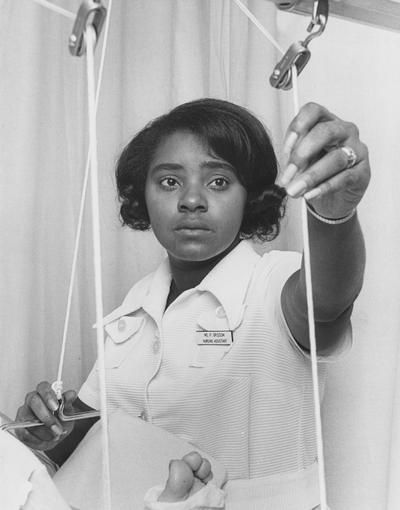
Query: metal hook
270 0 329 90
69 0 107 57
308 0 329 32
304 0 329 45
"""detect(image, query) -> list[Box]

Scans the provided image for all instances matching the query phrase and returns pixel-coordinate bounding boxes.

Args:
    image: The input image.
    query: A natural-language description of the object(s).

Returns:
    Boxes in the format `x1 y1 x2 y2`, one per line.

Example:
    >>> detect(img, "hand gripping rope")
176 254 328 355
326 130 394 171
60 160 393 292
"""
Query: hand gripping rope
3 2 327 509
233 1 329 509
2 0 112 431
0 2 114 509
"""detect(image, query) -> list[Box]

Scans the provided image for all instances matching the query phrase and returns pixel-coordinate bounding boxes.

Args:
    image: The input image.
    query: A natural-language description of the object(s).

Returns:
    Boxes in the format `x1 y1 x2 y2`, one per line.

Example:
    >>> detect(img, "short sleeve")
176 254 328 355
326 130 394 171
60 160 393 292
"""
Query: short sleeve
261 250 353 362
278 298 353 362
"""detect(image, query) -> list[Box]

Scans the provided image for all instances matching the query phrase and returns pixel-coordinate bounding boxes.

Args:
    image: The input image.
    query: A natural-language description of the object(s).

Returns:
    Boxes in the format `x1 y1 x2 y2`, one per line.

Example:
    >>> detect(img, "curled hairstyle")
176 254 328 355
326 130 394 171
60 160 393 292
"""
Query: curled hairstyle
116 98 286 241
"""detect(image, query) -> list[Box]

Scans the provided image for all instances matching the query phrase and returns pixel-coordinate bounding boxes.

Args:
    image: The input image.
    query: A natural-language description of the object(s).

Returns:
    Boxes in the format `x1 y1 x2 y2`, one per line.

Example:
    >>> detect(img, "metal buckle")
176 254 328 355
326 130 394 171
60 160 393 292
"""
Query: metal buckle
270 0 329 90
69 0 107 57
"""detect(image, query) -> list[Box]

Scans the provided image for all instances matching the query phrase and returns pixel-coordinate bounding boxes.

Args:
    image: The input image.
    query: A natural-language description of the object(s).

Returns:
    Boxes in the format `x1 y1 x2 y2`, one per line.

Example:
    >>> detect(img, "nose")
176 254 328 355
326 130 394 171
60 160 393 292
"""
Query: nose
178 184 207 213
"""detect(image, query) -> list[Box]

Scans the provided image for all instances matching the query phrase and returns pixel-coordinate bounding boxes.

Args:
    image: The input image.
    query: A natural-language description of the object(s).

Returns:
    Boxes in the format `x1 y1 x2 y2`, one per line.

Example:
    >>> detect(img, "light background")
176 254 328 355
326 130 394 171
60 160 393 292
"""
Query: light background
1 1 399 508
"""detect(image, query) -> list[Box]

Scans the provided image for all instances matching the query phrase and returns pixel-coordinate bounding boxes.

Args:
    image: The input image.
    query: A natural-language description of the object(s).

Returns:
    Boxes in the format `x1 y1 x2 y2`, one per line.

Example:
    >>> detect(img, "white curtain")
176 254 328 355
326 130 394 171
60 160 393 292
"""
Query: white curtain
274 13 400 509
1 1 399 509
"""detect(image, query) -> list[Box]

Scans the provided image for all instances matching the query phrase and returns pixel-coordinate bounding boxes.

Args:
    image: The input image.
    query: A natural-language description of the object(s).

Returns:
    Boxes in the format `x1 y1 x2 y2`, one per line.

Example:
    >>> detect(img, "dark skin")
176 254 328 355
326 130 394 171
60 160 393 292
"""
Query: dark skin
282 210 365 354
280 103 368 352
14 102 370 466
165 237 241 308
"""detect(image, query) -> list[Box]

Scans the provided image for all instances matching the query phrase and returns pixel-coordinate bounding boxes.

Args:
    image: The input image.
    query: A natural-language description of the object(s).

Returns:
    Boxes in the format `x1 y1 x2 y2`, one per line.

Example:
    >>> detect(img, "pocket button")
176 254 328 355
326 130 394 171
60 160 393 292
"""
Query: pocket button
215 306 226 318
152 340 161 354
117 318 126 331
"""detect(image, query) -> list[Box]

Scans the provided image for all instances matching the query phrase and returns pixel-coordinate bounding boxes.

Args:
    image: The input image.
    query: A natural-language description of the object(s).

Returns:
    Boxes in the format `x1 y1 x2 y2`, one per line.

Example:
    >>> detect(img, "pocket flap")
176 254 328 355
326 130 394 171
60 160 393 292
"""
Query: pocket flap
197 305 245 332
105 316 143 344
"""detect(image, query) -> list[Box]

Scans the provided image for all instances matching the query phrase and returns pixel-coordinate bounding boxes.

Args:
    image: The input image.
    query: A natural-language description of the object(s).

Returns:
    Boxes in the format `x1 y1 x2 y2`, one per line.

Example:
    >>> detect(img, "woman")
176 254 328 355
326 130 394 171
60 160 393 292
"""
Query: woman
14 98 370 508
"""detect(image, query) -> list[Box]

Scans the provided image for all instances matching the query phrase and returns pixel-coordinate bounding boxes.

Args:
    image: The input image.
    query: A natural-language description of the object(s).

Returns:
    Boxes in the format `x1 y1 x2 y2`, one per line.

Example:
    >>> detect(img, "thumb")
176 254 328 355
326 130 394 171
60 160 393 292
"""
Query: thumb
62 390 77 411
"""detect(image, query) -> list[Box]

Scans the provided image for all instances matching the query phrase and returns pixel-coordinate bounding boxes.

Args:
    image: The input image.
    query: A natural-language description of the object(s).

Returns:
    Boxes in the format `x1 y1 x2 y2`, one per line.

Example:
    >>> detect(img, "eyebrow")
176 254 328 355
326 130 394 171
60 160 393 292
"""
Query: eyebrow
150 160 236 173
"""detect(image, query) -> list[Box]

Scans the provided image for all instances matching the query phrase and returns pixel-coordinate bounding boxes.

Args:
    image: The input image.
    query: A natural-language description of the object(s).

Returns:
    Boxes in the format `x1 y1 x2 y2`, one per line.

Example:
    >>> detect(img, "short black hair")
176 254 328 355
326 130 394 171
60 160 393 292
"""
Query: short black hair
116 98 286 241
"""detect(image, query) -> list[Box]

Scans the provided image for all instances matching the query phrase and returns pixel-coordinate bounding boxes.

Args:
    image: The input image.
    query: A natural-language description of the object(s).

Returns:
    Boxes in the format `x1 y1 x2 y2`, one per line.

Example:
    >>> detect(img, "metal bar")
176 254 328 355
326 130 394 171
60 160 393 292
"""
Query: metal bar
272 0 400 32
0 401 100 432
0 420 43 432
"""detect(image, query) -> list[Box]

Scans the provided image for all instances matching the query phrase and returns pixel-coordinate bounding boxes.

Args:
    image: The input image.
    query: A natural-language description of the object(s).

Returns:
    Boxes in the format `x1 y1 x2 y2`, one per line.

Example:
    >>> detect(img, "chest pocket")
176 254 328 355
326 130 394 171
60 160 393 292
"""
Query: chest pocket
104 316 144 368
189 309 242 368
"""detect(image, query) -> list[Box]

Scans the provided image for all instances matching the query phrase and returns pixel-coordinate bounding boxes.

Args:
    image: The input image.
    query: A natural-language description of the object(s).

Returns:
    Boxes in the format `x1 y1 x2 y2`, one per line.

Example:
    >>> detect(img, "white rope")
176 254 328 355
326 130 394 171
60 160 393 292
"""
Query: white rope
300 197 328 508
86 24 112 510
54 0 114 398
232 2 327 509
37 2 114 506
292 68 328 510
31 0 74 19
232 0 283 54
32 0 76 401
51 5 114 507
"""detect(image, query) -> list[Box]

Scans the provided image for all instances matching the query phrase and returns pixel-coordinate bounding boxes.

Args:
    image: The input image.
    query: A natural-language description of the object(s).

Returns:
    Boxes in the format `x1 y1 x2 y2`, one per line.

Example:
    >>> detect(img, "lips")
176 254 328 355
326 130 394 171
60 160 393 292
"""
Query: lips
174 222 211 231
174 227 212 238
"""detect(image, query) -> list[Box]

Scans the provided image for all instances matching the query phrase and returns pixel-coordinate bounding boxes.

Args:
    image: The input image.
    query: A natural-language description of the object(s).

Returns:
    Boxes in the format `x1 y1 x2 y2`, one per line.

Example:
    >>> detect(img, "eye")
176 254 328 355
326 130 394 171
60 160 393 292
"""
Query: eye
159 176 179 189
208 177 229 189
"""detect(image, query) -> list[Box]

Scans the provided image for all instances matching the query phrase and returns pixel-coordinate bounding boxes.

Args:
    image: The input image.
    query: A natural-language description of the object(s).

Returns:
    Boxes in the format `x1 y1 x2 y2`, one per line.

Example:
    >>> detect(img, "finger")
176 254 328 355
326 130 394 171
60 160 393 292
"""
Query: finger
15 425 54 446
15 405 56 444
304 166 367 202
280 121 359 187
291 120 353 169
161 459 194 501
25 392 64 438
194 458 212 481
16 399 37 421
285 146 358 198
203 472 213 484
36 381 59 412
62 390 78 412
283 102 336 157
182 451 203 472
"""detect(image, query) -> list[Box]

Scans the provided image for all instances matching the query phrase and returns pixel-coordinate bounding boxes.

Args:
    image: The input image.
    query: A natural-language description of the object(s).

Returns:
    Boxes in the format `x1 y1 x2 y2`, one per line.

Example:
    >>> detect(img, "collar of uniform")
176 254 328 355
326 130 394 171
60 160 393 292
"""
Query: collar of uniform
96 241 259 329
94 258 172 328
196 240 260 330
141 258 172 323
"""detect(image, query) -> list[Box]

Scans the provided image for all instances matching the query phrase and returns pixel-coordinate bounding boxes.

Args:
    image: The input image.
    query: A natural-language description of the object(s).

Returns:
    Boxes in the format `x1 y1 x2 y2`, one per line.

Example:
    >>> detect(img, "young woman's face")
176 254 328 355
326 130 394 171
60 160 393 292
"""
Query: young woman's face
145 131 247 263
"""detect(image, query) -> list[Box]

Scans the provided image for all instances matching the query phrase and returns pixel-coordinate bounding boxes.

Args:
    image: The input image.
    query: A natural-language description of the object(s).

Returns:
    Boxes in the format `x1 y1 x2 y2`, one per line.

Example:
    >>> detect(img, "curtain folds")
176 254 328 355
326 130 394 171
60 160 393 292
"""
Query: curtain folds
1 1 398 508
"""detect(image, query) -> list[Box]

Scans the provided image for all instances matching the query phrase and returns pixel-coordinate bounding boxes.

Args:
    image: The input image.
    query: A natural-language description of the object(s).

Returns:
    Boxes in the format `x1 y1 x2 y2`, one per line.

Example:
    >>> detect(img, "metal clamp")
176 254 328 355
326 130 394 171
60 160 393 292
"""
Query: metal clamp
270 0 329 90
69 0 107 57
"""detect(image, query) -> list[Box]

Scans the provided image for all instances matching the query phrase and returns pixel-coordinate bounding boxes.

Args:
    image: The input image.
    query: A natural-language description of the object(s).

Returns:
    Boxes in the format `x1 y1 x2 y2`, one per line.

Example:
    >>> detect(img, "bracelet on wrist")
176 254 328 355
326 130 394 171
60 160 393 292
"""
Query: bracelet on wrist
306 203 356 225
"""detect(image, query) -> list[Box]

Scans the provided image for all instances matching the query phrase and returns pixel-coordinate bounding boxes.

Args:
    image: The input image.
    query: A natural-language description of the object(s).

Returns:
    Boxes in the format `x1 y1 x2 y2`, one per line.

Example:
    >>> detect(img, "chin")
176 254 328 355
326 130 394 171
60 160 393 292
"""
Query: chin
173 248 215 262
168 241 222 263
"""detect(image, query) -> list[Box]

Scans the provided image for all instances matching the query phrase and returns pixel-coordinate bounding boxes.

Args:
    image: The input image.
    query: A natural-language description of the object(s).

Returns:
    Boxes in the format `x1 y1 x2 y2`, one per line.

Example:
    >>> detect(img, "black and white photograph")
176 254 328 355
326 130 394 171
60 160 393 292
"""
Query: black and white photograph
0 1 399 509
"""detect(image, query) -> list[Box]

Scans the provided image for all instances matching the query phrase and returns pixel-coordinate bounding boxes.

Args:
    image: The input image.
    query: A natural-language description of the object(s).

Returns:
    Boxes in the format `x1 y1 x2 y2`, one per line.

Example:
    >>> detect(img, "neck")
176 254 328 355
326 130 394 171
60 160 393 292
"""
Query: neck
167 238 241 300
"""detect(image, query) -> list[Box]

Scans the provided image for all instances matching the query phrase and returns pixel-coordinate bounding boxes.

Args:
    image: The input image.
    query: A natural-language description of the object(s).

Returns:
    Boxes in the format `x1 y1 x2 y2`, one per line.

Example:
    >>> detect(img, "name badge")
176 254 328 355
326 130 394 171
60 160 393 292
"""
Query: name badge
196 330 233 346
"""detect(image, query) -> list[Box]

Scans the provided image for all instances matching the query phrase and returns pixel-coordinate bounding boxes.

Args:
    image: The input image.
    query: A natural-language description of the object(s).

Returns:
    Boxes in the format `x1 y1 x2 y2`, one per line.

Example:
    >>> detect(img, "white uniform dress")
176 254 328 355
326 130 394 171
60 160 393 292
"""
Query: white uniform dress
79 240 351 509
